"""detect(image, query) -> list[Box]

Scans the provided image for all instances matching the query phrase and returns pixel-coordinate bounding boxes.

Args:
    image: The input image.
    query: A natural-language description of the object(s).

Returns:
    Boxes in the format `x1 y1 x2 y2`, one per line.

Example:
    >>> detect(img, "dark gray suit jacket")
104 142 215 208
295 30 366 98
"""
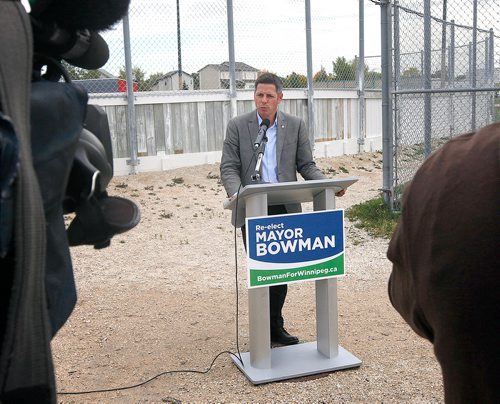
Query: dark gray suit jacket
220 109 325 226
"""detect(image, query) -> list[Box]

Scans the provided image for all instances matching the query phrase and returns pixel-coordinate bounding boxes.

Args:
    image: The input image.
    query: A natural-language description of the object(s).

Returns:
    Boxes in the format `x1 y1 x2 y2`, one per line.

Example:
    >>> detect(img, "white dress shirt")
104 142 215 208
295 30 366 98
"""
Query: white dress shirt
258 113 279 183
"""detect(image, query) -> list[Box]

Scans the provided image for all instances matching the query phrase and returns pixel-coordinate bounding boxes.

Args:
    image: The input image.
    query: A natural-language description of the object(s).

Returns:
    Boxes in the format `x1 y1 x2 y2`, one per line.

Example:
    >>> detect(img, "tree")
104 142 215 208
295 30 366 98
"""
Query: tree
192 72 199 90
118 68 178 91
142 72 166 90
63 62 101 80
313 67 333 82
332 56 356 81
366 70 382 80
402 67 421 77
282 72 307 88
119 66 146 89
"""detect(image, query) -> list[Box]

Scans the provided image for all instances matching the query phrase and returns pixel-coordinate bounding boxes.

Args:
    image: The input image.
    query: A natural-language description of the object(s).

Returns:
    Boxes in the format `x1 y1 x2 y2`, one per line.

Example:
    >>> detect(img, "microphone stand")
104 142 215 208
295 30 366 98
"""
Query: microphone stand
251 135 268 182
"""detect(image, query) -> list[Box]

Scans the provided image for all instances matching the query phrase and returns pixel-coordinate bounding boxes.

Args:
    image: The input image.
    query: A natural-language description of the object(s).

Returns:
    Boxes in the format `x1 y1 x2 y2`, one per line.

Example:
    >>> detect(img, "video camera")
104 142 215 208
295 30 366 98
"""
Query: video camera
0 2 139 399
23 0 140 335
29 0 140 250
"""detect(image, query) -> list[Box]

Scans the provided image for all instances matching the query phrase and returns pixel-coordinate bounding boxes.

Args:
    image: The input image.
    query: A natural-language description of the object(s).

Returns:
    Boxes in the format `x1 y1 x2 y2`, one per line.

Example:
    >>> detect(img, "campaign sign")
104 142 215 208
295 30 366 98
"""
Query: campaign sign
246 209 345 288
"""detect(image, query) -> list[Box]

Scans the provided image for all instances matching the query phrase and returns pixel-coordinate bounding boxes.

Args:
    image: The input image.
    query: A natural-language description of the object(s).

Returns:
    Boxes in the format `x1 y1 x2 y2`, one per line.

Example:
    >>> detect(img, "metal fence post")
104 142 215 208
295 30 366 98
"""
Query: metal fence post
122 13 139 174
489 29 495 122
227 0 237 118
357 0 366 153
423 0 432 157
440 1 447 88
471 0 478 131
484 37 489 84
449 20 455 136
393 0 400 187
176 0 183 90
469 42 473 86
488 29 494 86
305 0 315 149
381 0 393 208
449 21 455 87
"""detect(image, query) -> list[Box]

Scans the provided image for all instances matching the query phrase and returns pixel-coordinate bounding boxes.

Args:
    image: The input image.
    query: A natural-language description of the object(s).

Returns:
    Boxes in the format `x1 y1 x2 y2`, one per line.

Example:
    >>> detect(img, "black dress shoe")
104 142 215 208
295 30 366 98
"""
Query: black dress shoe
271 327 299 345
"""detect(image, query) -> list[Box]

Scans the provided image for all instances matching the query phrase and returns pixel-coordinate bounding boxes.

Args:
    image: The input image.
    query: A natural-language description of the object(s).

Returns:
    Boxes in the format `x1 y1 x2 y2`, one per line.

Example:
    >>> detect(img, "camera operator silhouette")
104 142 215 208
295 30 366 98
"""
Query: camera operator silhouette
0 1 139 402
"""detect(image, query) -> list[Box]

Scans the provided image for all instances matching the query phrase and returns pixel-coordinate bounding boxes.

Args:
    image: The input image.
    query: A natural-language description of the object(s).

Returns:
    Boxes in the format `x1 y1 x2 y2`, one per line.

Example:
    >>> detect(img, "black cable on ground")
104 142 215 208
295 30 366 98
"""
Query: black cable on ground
58 350 240 395
59 154 259 396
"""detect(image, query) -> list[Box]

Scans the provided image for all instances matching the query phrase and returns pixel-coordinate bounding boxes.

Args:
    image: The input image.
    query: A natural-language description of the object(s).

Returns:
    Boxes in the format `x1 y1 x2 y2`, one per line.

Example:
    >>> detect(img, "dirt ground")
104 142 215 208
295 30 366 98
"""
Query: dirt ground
52 152 444 403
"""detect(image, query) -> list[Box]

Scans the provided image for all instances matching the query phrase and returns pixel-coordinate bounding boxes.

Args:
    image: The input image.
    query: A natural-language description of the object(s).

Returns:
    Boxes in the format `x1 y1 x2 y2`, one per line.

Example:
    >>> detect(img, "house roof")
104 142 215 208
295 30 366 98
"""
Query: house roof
73 78 122 93
157 70 191 81
152 70 193 86
198 61 259 72
98 68 116 78
162 70 193 78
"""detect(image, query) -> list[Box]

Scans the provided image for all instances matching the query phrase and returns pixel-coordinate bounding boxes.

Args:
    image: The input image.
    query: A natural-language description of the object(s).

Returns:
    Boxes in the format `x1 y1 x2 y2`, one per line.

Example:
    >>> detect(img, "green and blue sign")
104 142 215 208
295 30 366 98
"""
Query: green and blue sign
246 209 345 288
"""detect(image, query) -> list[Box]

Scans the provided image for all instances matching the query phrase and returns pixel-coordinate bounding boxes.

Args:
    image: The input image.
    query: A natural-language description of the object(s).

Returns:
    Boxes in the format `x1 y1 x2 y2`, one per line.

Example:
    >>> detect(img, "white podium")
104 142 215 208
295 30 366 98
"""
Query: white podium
224 179 362 384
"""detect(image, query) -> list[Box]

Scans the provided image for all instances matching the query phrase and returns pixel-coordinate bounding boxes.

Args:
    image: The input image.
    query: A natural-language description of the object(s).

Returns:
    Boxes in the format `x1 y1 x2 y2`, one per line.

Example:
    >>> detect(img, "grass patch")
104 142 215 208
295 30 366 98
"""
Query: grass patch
207 171 219 180
322 167 338 175
345 194 401 239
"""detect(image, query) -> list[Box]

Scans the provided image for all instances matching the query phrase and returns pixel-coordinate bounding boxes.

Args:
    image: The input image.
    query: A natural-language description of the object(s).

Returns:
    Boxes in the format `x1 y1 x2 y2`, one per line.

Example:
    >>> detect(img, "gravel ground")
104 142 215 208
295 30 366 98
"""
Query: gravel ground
52 152 444 403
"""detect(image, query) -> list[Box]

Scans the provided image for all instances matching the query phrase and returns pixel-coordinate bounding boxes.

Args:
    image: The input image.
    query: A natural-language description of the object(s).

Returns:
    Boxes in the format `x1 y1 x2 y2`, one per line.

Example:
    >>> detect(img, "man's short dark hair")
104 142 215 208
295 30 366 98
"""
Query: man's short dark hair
255 72 283 94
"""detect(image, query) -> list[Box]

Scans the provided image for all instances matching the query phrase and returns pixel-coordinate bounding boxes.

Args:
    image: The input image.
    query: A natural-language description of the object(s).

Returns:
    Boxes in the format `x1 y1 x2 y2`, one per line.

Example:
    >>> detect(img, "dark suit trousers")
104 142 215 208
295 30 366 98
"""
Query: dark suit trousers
241 204 288 330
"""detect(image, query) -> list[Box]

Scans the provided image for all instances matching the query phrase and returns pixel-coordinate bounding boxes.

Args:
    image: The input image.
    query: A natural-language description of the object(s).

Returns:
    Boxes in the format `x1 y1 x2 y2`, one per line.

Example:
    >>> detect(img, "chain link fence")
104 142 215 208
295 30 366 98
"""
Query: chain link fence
387 0 499 210
62 1 499 202
65 0 382 93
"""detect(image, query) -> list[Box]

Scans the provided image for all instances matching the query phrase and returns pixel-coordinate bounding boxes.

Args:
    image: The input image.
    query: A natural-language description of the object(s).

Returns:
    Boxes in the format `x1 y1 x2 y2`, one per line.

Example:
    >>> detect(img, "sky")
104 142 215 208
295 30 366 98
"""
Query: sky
21 0 498 78
99 0 383 77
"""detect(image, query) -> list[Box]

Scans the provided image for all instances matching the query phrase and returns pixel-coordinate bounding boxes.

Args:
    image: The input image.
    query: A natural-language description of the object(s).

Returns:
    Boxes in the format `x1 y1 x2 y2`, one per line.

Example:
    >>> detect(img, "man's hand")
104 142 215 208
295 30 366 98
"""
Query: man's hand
335 189 346 197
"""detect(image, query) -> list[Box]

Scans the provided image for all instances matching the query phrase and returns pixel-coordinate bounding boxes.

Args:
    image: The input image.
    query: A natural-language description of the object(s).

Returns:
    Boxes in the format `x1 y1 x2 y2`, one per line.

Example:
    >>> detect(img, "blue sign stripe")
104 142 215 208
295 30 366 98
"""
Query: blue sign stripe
247 210 344 264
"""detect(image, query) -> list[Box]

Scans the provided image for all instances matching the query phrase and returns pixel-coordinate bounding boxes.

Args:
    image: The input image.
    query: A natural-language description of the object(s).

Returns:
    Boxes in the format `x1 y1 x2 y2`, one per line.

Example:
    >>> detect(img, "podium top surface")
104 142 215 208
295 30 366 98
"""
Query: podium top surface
224 178 358 211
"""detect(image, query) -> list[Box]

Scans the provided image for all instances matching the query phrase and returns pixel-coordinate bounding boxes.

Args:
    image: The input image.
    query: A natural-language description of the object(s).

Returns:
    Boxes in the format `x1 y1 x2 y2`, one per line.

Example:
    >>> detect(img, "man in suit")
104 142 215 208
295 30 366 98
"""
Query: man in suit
220 72 344 345
387 123 500 403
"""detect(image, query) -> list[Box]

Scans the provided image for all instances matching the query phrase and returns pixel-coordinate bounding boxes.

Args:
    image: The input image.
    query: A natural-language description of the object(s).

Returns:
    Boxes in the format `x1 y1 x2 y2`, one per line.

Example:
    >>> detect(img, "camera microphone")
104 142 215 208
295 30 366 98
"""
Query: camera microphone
31 18 109 69
30 0 131 69
31 0 131 31
62 30 109 70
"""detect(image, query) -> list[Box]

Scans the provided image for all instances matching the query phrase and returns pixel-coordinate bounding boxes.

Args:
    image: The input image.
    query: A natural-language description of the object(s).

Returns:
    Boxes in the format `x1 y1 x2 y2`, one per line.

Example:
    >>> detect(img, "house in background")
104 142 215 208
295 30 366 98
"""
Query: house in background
151 70 194 91
198 61 259 90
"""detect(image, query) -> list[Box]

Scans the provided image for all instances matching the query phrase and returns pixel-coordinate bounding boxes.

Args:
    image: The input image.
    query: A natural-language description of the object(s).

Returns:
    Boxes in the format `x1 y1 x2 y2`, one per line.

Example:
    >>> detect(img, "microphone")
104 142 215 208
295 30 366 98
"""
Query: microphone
254 118 270 150
32 18 110 69
30 0 131 69
63 31 109 69
31 0 131 31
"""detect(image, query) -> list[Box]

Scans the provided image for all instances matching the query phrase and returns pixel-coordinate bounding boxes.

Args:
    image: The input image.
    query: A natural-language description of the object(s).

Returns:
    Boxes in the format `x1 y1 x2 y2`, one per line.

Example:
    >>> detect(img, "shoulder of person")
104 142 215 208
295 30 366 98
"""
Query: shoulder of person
278 110 304 126
231 110 256 124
